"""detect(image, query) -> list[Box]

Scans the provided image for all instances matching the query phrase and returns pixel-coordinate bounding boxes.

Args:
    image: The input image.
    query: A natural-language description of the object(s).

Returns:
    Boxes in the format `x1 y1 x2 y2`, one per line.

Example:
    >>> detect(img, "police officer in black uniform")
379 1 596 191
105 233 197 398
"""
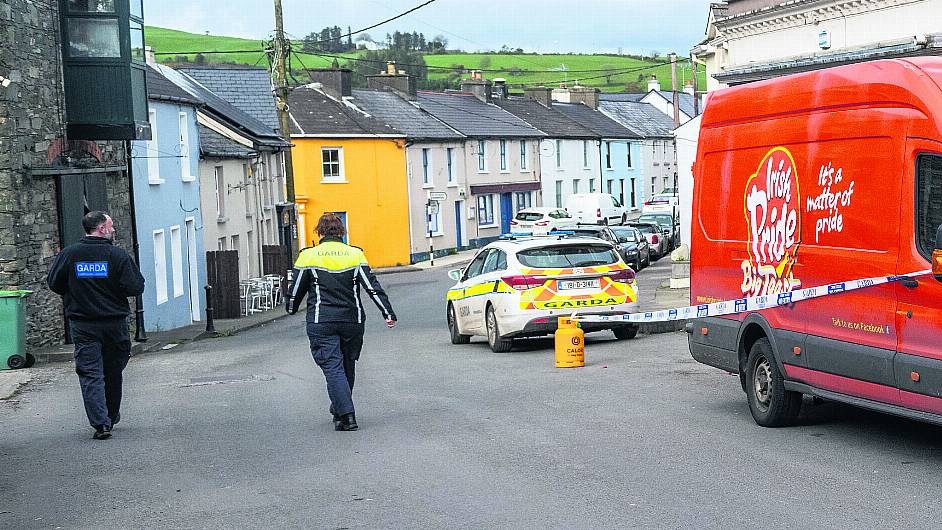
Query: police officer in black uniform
47 211 145 440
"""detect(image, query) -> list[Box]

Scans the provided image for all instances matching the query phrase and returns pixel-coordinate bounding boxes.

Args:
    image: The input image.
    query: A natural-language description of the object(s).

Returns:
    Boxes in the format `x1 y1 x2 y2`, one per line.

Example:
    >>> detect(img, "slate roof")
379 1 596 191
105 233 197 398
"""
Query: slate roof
350 89 463 140
598 93 646 103
552 102 641 139
288 86 403 136
494 98 595 139
414 92 542 138
180 68 280 133
598 101 676 138
654 90 697 118
160 65 289 149
146 64 201 106
198 125 257 159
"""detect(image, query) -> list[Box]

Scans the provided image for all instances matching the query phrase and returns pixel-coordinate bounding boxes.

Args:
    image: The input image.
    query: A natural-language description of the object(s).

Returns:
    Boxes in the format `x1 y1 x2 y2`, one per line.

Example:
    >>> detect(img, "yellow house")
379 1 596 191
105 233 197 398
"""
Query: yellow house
289 82 411 268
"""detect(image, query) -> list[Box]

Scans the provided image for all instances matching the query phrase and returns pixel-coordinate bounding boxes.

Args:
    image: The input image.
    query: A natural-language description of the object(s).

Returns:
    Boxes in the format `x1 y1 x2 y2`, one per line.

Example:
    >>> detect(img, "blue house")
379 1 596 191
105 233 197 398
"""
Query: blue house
552 101 645 211
129 63 207 332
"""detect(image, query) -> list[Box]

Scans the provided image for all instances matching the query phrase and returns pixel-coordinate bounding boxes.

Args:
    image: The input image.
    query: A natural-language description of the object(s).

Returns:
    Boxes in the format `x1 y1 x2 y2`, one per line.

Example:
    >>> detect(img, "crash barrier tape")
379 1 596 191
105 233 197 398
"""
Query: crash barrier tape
572 269 932 324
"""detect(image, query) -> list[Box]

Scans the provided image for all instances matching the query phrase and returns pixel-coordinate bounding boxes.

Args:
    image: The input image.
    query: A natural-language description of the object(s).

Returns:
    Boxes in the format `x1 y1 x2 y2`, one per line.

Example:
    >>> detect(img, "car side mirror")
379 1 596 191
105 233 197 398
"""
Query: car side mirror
448 268 463 282
934 224 942 282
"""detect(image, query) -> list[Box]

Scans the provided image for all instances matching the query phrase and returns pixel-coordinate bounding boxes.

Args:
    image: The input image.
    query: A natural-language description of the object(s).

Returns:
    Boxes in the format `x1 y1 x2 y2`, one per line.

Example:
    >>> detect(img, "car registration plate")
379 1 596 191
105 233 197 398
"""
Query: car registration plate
558 279 600 290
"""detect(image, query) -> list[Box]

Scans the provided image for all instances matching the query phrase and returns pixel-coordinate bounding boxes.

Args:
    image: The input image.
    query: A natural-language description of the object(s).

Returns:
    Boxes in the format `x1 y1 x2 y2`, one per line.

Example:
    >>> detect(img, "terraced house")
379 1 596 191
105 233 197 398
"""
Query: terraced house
415 75 544 244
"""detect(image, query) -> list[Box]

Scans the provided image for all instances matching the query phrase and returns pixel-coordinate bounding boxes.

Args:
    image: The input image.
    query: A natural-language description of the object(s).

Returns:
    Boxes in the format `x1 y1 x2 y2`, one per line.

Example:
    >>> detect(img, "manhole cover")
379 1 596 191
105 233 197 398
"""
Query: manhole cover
183 374 274 387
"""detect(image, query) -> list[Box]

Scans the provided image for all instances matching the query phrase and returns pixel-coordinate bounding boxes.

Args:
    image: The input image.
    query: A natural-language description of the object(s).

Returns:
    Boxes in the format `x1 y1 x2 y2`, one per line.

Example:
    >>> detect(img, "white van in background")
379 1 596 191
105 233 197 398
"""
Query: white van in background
564 193 627 225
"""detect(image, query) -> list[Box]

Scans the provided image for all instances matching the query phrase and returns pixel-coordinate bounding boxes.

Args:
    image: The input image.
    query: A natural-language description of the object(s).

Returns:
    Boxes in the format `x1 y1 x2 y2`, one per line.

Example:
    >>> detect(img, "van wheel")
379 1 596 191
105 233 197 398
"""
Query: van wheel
448 304 470 345
486 305 513 353
745 338 801 427
613 326 638 340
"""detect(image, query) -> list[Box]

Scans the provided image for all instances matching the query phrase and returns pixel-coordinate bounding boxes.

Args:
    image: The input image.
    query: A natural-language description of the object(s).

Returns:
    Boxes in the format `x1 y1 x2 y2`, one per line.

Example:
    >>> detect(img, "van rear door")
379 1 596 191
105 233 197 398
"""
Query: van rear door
895 144 942 412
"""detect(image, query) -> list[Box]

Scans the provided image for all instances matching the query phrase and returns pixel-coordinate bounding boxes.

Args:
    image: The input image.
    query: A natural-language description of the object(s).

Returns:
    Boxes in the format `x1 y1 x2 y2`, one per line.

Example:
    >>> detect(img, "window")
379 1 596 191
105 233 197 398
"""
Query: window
69 0 116 12
179 112 192 181
147 109 160 183
515 192 532 212
619 180 626 207
321 147 344 181
572 179 580 194
447 147 455 184
916 155 942 258
482 249 508 274
589 179 596 193
463 249 491 280
605 141 613 170
607 180 614 195
499 140 508 171
217 237 227 251
130 21 144 64
555 180 563 208
478 140 487 172
153 230 168 304
214 166 225 218
422 148 431 186
246 230 255 277
231 234 240 257
555 139 562 168
170 226 183 298
517 244 619 268
627 144 633 168
67 18 120 57
664 176 670 190
477 194 495 226
243 163 253 215
520 141 528 170
583 140 590 168
651 179 656 195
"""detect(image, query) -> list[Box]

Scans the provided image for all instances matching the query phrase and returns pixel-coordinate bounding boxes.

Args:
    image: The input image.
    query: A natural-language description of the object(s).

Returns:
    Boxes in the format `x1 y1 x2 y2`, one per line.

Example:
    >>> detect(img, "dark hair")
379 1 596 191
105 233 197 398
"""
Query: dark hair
316 212 346 238
83 211 109 234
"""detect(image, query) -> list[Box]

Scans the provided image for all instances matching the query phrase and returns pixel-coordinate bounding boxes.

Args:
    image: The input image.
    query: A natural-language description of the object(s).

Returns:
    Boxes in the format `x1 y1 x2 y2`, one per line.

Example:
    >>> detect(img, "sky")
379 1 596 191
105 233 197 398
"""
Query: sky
145 0 715 55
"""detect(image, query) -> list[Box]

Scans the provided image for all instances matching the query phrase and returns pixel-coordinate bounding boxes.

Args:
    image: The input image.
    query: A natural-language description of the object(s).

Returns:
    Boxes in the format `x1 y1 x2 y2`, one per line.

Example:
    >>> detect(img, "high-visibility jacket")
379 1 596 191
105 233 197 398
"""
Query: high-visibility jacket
286 237 396 324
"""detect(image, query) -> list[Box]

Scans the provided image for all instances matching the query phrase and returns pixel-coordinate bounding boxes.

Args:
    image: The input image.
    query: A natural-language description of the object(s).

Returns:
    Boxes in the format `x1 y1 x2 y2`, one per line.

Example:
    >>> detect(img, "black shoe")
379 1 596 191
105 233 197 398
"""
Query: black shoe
337 413 358 431
93 427 112 440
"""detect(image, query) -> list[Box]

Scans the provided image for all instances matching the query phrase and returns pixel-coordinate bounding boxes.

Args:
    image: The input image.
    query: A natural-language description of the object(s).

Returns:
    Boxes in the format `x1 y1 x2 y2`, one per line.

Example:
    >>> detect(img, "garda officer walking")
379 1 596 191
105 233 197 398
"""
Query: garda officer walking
47 211 145 440
286 213 396 431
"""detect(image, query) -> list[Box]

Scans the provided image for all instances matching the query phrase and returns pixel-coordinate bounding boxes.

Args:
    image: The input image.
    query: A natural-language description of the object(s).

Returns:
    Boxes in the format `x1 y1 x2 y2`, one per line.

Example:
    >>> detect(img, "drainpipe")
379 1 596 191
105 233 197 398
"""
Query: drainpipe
125 140 147 342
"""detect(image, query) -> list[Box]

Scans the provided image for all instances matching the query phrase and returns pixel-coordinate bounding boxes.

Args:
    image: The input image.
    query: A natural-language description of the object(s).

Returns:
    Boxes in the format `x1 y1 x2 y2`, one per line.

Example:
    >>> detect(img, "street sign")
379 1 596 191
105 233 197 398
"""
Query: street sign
428 201 440 215
427 191 448 201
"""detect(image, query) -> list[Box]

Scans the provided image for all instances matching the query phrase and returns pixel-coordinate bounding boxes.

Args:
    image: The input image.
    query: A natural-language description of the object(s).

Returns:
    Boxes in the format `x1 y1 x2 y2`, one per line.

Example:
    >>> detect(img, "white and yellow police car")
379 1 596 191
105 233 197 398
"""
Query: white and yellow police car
446 234 640 352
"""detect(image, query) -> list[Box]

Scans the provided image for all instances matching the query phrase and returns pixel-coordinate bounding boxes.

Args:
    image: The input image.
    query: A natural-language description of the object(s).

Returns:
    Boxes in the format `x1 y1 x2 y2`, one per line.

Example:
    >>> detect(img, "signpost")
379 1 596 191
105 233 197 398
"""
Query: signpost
426 192 447 266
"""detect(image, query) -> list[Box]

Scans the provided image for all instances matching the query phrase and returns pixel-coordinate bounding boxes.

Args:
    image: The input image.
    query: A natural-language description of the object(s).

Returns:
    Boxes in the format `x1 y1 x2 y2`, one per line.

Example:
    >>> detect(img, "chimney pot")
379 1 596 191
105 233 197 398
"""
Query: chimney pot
386 61 396 75
648 74 660 92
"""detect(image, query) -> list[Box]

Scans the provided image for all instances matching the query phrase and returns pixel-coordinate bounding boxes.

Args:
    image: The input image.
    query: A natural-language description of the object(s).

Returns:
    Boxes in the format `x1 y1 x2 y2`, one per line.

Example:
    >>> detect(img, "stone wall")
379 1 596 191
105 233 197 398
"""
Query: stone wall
0 0 133 349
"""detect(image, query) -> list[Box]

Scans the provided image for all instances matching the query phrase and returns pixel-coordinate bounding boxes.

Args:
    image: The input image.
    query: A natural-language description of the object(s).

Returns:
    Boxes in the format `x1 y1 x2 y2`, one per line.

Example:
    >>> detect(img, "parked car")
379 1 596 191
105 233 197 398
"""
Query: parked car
629 222 668 259
565 193 627 225
550 225 633 263
610 225 650 271
637 213 680 249
446 235 640 352
510 207 573 235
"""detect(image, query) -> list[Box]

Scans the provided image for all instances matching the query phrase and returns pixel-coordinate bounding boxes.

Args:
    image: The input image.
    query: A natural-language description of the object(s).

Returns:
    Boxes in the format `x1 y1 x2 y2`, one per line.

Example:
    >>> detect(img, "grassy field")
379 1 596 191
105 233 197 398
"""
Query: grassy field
146 27 704 92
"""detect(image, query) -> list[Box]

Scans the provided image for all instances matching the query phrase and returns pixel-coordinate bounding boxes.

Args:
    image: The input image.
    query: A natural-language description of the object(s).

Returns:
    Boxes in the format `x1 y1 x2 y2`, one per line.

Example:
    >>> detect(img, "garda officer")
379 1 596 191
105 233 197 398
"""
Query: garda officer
47 211 145 440
286 213 396 431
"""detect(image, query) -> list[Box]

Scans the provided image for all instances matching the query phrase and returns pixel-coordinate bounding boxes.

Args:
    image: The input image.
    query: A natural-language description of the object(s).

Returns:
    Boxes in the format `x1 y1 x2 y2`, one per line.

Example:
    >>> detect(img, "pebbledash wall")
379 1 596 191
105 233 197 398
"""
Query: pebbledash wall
0 0 134 349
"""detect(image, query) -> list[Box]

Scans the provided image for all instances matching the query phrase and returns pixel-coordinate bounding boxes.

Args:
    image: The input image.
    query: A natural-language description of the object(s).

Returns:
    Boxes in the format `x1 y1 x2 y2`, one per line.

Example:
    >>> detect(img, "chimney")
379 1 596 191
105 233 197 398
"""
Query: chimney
568 85 600 110
307 68 353 99
647 74 660 93
145 45 156 67
460 71 492 102
523 86 552 107
491 78 508 100
683 81 694 95
551 87 571 103
366 61 417 100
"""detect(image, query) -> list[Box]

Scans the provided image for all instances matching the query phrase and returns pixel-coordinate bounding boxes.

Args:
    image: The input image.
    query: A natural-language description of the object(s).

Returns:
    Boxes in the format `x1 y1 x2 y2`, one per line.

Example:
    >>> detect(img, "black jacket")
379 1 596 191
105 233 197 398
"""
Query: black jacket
47 237 146 321
286 237 396 324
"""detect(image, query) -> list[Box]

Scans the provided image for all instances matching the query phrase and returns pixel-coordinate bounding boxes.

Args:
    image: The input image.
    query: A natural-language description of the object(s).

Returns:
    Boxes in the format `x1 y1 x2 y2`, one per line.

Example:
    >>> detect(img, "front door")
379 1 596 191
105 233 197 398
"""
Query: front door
896 142 942 411
499 193 513 234
185 218 201 322
57 172 109 248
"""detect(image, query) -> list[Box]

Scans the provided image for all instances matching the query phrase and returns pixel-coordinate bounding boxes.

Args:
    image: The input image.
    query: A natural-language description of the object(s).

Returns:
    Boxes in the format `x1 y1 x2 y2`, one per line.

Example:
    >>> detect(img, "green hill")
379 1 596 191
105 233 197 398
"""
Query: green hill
145 26 703 92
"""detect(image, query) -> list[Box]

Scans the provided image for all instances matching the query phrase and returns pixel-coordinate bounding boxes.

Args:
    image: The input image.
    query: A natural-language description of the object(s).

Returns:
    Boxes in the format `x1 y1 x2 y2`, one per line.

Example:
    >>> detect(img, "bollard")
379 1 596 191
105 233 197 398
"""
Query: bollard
555 316 584 368
204 285 216 334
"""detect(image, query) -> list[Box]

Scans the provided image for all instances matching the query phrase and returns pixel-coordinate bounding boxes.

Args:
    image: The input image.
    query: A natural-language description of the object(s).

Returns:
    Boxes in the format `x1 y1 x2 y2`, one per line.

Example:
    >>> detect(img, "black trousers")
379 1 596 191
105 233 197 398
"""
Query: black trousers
70 319 131 430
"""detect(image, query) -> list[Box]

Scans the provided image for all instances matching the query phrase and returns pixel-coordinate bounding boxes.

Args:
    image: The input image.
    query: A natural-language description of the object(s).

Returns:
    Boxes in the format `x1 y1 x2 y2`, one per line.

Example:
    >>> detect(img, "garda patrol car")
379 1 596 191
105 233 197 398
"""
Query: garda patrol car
446 234 640 352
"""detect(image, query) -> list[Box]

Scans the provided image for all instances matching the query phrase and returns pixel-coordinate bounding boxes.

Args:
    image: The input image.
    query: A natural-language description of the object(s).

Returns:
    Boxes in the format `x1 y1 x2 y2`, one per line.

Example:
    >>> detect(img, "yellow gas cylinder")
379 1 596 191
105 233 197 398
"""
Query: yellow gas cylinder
555 316 585 368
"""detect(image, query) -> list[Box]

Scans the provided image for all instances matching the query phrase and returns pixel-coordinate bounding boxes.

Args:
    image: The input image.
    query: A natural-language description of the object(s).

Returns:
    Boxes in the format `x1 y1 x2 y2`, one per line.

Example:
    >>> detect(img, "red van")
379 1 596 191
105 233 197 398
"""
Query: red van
688 58 942 427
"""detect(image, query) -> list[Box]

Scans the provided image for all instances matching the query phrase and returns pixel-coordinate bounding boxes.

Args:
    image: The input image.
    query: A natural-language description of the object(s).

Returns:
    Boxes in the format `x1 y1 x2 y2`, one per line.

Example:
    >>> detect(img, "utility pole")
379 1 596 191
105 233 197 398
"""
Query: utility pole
273 0 298 259
690 53 700 116
670 53 680 129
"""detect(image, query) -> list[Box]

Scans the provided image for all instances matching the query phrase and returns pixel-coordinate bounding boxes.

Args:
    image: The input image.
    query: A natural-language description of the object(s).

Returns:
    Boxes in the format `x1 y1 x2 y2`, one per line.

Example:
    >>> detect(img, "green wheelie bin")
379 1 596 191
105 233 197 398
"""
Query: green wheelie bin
0 290 33 370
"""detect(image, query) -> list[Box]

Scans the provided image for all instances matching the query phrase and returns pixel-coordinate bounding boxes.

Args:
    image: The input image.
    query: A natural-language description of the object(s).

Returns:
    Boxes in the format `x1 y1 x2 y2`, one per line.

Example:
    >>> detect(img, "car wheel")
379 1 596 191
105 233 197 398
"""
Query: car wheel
745 338 801 427
613 326 639 340
485 305 513 353
448 304 470 345
634 256 642 271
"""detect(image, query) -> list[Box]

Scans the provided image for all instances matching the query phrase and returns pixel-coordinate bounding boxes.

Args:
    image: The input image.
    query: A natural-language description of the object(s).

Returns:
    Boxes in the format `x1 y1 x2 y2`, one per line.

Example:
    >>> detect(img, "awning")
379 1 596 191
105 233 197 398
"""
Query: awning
469 181 541 195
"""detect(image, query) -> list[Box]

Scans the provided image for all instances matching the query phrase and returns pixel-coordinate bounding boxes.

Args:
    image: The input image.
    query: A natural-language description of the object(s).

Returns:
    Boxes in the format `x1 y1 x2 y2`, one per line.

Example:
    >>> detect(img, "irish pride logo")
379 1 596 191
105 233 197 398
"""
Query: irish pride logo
741 147 802 297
